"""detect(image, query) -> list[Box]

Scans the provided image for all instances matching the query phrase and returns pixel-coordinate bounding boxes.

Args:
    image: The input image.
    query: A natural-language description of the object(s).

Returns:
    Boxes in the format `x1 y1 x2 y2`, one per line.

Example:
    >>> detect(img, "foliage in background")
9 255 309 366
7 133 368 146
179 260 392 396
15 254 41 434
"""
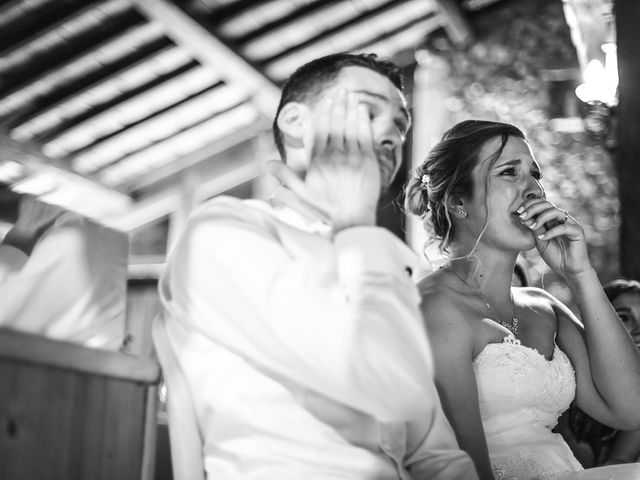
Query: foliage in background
424 0 620 305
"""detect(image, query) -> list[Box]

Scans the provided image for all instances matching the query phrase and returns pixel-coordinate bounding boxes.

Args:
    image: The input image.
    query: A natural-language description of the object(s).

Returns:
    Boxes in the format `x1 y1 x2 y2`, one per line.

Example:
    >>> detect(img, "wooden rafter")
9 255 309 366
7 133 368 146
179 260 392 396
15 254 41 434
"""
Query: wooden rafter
123 117 271 193
0 133 131 217
104 157 262 231
435 0 474 48
131 0 280 119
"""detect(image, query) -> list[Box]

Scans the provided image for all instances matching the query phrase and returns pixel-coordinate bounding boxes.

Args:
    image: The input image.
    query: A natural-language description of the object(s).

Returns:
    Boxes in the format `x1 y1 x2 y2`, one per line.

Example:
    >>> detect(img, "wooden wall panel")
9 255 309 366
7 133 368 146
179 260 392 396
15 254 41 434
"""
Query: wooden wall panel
0 329 159 480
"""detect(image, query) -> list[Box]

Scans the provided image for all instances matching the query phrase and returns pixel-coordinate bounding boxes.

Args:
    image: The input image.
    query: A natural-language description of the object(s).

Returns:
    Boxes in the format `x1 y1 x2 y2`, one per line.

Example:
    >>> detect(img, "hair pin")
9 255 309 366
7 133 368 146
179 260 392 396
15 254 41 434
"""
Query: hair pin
420 173 430 190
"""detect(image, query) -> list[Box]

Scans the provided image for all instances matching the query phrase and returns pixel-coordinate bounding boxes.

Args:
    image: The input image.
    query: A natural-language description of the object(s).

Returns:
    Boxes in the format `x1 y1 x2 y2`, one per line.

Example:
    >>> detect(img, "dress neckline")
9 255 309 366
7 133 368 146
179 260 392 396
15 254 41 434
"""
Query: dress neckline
475 335 557 364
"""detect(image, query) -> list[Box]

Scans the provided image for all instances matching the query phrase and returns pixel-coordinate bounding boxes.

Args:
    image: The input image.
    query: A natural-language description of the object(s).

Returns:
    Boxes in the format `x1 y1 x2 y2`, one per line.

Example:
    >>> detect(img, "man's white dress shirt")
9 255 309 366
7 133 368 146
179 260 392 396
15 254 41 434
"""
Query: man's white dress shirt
159 192 477 479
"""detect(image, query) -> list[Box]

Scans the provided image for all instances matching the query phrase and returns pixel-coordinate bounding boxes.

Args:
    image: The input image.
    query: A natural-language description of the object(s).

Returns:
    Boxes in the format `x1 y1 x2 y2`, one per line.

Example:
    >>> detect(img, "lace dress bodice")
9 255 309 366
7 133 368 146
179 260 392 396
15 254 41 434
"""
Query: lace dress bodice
473 335 583 479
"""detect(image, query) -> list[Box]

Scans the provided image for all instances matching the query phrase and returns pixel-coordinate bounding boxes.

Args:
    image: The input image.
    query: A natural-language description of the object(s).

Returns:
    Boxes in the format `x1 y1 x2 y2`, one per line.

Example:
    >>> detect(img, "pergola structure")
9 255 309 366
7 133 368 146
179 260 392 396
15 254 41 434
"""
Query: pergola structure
0 0 635 275
0 0 472 232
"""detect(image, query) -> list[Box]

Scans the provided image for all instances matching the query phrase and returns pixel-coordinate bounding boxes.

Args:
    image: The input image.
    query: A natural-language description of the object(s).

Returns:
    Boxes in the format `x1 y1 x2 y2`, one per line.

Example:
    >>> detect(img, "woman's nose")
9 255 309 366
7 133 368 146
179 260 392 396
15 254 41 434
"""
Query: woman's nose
524 177 545 200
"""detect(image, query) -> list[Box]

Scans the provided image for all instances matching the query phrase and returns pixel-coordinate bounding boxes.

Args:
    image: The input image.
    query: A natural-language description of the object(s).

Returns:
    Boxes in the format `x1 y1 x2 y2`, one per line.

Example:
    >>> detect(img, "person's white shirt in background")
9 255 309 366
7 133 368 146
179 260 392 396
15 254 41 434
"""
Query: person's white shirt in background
0 197 127 350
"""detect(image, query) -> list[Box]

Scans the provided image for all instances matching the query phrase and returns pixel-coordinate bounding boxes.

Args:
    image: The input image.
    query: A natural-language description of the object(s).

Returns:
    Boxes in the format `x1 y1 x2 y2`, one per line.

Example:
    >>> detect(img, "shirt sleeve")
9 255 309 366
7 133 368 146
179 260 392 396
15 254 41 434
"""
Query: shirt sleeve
404 408 479 480
403 378 478 480
406 450 479 480
161 198 435 423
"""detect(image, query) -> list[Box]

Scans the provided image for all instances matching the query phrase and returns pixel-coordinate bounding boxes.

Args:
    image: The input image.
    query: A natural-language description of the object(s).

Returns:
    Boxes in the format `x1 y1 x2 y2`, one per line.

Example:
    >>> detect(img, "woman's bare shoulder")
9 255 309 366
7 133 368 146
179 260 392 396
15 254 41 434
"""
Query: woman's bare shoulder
516 286 575 313
514 286 573 331
416 270 474 338
417 270 462 308
515 286 557 309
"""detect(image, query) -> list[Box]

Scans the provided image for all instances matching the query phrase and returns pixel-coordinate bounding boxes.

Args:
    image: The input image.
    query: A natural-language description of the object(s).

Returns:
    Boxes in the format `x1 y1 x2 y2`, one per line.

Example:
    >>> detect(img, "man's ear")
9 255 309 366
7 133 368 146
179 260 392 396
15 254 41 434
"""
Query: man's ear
276 102 309 148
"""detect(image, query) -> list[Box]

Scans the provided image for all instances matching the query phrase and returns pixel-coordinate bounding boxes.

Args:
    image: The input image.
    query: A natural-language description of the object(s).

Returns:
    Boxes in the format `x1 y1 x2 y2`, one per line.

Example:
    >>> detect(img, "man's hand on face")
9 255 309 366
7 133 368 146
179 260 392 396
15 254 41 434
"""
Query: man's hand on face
272 88 382 233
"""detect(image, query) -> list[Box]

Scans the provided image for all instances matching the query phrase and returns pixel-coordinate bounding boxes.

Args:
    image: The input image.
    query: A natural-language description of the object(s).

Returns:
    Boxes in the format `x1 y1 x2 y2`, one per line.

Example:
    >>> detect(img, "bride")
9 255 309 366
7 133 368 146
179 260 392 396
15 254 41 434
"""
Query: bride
404 119 640 480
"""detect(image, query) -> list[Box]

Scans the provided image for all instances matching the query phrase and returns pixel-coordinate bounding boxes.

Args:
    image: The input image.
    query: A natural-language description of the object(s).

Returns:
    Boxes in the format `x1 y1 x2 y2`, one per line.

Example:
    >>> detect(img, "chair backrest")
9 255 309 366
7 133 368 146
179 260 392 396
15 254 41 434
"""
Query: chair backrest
152 314 206 480
0 327 160 480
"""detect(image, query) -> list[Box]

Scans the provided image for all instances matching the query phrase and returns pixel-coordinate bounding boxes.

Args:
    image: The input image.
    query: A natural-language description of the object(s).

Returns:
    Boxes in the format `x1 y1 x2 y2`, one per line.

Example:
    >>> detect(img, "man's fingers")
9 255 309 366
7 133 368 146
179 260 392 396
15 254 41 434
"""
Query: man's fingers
313 95 333 154
328 88 348 152
356 103 375 158
344 92 359 154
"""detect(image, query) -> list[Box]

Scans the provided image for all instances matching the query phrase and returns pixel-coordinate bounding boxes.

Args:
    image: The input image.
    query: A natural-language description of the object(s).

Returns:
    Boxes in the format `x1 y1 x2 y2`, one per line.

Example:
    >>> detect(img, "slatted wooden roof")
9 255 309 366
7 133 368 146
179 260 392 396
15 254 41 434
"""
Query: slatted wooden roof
0 0 497 230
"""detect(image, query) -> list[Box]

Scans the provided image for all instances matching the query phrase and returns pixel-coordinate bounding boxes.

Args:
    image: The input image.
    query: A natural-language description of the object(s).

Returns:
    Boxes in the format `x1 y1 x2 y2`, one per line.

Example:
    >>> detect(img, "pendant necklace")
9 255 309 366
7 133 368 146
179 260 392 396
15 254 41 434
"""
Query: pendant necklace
441 266 519 336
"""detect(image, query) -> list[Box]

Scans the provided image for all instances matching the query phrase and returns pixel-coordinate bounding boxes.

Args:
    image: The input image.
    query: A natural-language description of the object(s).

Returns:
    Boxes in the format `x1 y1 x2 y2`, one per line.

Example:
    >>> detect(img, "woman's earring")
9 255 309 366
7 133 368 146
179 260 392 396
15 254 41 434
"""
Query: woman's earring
456 210 467 218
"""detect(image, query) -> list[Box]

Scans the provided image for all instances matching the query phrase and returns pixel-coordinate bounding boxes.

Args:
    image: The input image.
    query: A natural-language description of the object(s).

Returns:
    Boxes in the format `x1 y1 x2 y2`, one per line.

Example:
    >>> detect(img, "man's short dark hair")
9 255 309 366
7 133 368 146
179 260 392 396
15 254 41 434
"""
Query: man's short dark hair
272 52 405 160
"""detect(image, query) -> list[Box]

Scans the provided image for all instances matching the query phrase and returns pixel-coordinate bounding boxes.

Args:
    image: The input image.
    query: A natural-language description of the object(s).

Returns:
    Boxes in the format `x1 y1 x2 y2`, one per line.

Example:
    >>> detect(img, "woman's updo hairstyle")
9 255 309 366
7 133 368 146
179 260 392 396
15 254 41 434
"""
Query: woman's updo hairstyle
404 119 526 252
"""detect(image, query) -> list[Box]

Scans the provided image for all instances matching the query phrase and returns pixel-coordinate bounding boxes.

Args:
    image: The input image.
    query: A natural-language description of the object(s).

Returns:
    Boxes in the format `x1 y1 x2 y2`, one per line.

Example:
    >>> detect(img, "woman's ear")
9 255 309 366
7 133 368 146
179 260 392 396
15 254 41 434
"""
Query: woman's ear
447 194 468 219
276 102 309 148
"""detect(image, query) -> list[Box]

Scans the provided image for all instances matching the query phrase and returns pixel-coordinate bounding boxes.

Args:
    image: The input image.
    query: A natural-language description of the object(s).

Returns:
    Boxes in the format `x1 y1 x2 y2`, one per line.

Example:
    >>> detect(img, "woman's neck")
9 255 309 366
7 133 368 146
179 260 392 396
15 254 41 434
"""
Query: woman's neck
445 247 517 303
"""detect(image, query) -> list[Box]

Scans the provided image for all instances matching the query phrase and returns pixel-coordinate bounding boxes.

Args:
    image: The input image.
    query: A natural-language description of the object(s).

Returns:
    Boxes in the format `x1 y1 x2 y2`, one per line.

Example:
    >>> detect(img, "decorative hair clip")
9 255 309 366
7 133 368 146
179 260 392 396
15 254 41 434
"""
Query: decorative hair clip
420 173 430 190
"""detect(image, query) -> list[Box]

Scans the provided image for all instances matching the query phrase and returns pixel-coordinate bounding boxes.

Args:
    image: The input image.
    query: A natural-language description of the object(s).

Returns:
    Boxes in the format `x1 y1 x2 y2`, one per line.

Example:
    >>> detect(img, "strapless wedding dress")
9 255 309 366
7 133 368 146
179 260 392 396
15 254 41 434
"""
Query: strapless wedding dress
473 335 583 480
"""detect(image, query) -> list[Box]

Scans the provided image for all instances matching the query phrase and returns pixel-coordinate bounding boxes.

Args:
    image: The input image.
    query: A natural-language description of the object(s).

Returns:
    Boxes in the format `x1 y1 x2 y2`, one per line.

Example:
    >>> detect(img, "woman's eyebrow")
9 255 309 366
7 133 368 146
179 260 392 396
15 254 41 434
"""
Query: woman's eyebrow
495 159 522 168
494 159 541 174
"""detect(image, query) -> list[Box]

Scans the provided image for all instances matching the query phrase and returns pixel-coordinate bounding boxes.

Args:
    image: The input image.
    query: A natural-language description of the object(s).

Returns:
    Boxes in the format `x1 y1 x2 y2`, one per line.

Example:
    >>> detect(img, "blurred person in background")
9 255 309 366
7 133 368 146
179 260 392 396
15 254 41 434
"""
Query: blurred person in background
0 193 126 350
557 279 640 467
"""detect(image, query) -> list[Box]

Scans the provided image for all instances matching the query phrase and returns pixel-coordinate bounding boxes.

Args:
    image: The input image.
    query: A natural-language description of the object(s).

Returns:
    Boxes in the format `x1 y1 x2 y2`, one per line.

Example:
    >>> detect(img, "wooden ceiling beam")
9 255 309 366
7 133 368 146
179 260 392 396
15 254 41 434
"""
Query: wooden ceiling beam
0 22 167 125
264 0 440 81
70 81 247 175
435 0 474 48
131 0 280 119
0 134 117 190
11 45 194 144
0 133 132 218
41 67 220 162
97 102 260 187
104 156 263 232
242 0 403 62
0 0 133 74
123 117 270 193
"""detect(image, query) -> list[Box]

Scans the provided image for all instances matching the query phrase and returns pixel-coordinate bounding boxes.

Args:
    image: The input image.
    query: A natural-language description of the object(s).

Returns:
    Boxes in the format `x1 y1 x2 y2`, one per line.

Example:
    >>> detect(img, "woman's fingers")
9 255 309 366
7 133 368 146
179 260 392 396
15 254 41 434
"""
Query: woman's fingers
536 221 583 241
517 198 551 221
521 206 569 231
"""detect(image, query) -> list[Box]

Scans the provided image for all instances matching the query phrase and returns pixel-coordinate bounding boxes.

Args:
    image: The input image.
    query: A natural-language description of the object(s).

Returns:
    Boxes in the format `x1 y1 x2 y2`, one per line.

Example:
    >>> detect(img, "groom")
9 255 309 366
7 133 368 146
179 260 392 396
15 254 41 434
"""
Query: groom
158 52 477 479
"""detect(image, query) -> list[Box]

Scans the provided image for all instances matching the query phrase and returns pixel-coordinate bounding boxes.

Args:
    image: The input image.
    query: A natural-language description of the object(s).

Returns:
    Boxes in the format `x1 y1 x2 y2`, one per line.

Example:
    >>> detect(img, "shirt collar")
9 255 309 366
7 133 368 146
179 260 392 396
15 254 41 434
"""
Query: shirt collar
269 186 333 236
